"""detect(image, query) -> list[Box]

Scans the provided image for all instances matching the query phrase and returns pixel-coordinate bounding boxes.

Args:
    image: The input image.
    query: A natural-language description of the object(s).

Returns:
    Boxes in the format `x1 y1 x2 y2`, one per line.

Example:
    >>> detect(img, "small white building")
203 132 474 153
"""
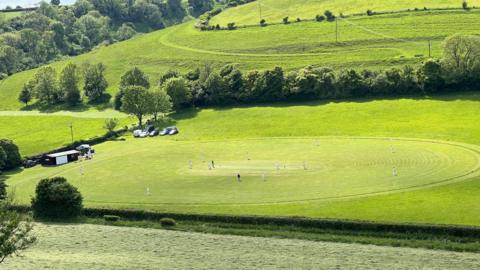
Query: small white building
43 150 80 166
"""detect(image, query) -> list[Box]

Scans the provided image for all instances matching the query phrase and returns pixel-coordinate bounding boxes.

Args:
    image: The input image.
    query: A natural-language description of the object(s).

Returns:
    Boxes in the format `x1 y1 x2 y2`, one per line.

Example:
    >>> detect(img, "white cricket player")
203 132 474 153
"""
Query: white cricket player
392 167 398 177
188 160 193 169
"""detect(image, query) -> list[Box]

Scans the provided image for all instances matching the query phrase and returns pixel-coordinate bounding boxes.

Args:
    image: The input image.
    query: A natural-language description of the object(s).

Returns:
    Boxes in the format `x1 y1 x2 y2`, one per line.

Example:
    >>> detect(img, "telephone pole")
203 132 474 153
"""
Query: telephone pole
69 122 74 144
258 1 262 21
428 40 432 58
335 17 339 43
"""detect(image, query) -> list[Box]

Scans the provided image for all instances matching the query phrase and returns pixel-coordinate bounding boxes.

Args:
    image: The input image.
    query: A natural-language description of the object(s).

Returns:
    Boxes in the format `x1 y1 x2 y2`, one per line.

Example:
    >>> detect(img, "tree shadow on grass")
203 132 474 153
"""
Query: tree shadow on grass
206 91 480 112
20 95 113 113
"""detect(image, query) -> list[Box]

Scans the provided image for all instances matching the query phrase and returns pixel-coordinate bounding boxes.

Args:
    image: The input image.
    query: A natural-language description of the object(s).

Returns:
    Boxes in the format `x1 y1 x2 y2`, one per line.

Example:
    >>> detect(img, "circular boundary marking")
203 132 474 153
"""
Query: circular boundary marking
19 137 480 206
59 136 480 207
157 22 402 58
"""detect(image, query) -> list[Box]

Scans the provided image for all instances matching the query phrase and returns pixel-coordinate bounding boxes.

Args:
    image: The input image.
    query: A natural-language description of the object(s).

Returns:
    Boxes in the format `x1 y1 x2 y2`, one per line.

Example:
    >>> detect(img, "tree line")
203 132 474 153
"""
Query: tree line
21 34 480 118
19 62 109 106
115 34 480 115
0 0 188 79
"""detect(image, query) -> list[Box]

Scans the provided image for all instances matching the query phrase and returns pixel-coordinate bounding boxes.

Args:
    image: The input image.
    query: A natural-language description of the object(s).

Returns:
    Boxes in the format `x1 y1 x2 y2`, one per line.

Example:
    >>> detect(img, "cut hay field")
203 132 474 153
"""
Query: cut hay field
3 223 480 269
5 93 480 225
211 0 480 25
2 9 480 110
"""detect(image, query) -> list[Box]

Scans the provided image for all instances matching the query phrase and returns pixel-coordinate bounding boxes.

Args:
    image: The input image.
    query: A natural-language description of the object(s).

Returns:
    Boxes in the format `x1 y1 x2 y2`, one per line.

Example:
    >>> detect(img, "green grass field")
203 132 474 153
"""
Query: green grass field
2 9 480 110
211 0 480 25
0 110 133 156
3 223 480 269
5 93 480 225
1 11 23 20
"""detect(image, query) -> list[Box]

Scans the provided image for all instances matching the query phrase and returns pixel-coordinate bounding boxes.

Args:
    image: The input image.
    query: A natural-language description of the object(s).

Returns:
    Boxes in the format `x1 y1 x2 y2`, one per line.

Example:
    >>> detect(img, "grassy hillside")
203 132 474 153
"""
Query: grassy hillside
6 93 480 225
5 224 480 269
2 9 480 110
211 0 480 25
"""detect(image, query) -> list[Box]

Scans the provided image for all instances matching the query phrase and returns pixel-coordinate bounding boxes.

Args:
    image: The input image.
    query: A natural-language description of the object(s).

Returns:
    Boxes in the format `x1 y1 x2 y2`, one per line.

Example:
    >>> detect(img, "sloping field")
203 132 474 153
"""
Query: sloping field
2 223 480 269
2 9 480 110
211 0 480 25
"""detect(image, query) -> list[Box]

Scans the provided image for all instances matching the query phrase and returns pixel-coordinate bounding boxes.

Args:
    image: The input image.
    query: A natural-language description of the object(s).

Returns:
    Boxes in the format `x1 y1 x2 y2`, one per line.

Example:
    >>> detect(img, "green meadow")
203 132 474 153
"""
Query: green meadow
5 93 480 225
211 0 480 25
1 11 23 20
0 111 133 156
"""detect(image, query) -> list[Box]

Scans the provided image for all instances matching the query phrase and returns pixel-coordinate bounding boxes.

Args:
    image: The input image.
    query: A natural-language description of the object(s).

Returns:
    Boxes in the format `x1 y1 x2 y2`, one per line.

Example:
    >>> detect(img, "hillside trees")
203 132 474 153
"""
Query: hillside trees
188 0 214 17
59 63 81 105
83 63 109 103
442 34 480 85
116 67 151 109
33 66 60 104
163 77 191 109
18 83 33 106
150 88 173 121
0 1 188 78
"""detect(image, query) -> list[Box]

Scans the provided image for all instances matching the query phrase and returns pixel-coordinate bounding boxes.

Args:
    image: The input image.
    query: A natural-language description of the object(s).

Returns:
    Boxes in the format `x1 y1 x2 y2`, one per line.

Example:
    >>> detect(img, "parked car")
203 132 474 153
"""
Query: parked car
160 126 179 136
134 125 155 138
168 127 179 135
149 129 160 137
76 144 92 154
23 159 37 169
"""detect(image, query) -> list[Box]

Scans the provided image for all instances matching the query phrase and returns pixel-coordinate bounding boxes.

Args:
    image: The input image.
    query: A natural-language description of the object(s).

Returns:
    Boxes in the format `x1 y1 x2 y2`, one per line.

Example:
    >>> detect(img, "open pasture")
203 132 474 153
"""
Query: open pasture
0 110 132 156
2 10 480 110
211 0 480 25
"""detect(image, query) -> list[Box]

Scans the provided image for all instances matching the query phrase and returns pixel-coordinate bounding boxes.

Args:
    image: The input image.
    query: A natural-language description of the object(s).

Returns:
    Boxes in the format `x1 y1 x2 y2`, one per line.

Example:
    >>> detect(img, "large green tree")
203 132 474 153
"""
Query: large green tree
162 77 191 109
33 66 60 104
442 34 480 82
83 63 108 103
120 67 150 89
59 63 81 105
150 87 172 121
121 85 152 126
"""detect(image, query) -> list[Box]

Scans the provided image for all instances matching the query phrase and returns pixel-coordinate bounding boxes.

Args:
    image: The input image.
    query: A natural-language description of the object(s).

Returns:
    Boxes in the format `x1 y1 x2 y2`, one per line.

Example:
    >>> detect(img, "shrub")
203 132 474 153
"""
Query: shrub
324 10 335 21
103 118 119 134
0 178 7 200
260 19 267 26
31 177 83 219
227 22 236 30
367 9 374 16
0 139 22 171
463 1 469 10
315 15 325 22
282 16 289 24
104 215 120 222
160 217 176 227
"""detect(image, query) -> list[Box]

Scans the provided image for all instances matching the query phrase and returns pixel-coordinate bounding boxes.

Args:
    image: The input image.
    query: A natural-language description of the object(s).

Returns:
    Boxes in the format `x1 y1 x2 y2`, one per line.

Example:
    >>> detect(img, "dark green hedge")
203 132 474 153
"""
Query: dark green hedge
82 207 480 238
10 204 480 237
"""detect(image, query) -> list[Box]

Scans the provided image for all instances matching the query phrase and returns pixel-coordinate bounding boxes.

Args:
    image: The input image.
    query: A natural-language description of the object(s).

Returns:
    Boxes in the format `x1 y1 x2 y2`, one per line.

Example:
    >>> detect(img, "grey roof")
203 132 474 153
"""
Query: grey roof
47 150 80 158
